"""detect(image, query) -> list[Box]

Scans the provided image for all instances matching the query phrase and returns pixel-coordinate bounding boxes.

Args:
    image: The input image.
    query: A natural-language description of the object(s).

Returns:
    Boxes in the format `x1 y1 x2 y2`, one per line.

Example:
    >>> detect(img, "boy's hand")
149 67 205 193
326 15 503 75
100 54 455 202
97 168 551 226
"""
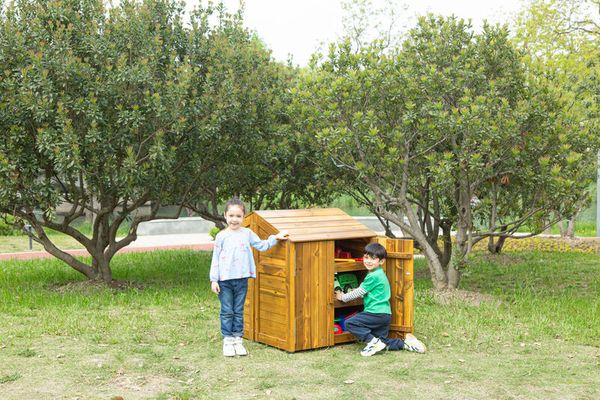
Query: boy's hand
211 281 220 294
335 290 343 301
275 230 289 240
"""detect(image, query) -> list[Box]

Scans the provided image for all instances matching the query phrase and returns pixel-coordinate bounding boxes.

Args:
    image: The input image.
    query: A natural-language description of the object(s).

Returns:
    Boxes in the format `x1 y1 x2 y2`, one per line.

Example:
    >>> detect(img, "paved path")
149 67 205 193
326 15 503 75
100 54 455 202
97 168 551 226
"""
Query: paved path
0 233 215 261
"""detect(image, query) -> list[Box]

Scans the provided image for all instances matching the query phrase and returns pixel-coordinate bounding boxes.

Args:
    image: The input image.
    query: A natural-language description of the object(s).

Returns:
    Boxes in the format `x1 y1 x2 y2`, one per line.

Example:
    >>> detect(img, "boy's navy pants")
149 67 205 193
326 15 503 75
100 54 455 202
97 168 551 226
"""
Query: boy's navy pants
344 311 405 350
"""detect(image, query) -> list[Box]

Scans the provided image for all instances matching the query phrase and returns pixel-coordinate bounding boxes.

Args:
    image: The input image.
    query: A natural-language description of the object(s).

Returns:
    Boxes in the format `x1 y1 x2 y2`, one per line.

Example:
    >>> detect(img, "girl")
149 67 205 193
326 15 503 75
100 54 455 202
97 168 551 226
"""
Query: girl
210 197 288 357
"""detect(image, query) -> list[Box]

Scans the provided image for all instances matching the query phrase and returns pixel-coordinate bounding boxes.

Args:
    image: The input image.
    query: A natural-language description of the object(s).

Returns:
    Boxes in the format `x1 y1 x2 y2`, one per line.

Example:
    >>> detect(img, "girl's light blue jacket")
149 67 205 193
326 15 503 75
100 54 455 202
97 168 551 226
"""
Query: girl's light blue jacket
209 227 278 282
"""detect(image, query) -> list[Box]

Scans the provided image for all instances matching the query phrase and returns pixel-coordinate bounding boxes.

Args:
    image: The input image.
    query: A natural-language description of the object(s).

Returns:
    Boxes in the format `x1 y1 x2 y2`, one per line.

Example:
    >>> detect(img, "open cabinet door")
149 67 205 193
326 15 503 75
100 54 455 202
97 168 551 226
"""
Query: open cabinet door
373 237 414 339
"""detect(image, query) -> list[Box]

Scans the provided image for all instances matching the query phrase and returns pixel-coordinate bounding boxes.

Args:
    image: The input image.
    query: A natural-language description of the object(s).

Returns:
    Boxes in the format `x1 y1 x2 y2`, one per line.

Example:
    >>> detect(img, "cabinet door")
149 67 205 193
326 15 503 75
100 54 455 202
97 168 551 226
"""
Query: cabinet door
294 241 335 350
373 237 414 338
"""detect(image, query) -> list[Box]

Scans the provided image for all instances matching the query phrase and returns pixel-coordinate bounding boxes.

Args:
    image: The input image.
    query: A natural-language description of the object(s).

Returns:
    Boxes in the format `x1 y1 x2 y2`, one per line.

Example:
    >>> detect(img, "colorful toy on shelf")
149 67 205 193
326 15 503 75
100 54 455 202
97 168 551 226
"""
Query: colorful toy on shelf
335 247 352 259
334 310 359 332
334 323 343 334
340 311 358 331
334 272 359 294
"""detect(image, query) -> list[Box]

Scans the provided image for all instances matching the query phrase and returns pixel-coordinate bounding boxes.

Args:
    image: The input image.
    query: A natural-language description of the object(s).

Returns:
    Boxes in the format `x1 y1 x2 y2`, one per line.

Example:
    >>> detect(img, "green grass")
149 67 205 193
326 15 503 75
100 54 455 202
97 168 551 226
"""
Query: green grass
549 221 597 237
0 250 598 399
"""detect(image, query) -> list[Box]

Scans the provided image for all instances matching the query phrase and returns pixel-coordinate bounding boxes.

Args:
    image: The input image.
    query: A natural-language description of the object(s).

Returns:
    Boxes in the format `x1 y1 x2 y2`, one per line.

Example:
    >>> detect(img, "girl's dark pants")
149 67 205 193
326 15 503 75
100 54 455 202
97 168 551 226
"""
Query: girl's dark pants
217 278 248 337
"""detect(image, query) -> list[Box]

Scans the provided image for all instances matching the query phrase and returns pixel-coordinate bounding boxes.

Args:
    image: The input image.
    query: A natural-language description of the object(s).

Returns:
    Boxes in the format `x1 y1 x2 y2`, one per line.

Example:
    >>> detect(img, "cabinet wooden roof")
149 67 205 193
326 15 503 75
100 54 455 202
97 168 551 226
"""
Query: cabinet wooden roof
248 208 376 242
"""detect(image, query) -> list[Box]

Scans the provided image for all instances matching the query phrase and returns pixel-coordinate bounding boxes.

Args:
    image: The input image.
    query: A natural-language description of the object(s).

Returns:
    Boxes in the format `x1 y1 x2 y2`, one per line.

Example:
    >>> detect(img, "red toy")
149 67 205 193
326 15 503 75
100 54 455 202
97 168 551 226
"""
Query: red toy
335 247 352 259
334 324 343 334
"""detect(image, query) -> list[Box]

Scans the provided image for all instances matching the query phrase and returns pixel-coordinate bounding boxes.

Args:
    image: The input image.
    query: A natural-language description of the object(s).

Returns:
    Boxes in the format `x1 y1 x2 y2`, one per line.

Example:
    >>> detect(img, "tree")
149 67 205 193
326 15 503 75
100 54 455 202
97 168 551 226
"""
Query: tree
293 15 596 289
181 3 335 227
0 0 193 283
513 0 599 238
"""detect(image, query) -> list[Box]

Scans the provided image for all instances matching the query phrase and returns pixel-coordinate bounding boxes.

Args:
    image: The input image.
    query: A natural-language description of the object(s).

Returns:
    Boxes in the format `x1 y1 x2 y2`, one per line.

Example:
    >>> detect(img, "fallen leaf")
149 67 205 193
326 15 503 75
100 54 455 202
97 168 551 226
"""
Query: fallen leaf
56 354 65 359
444 380 452 384
266 389 272 395
173 356 181 360
458 359 465 363
344 379 355 384
442 332 449 337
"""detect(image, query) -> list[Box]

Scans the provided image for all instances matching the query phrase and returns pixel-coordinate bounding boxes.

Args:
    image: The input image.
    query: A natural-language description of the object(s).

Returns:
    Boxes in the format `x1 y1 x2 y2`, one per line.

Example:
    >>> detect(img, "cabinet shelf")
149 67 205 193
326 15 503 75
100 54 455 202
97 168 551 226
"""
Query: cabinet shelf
334 261 364 273
334 332 356 344
334 298 363 308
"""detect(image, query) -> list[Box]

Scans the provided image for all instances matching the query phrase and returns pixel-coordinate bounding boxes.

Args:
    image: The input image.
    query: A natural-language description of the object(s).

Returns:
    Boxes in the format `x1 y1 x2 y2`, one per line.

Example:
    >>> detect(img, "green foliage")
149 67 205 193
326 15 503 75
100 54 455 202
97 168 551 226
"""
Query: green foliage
294 13 598 289
513 0 600 225
0 0 194 280
208 226 220 240
181 4 335 221
0 214 19 236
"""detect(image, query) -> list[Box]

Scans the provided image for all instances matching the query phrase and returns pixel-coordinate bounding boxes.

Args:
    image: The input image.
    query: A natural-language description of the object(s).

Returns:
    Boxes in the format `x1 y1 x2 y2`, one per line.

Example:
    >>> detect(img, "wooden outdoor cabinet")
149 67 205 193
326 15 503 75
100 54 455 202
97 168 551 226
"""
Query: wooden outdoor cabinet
242 208 414 352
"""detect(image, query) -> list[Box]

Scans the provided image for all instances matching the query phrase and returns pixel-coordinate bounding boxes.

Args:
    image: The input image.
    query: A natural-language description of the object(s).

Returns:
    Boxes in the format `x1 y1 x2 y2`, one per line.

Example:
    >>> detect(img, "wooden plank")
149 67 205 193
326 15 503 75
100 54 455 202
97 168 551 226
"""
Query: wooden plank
260 245 287 261
264 215 353 225
259 307 288 322
373 237 414 338
258 315 288 333
260 292 288 309
334 261 365 273
286 241 295 352
259 274 286 290
281 225 376 236
386 251 413 260
258 286 286 299
290 231 376 242
257 332 289 350
243 213 256 341
257 262 286 277
293 242 306 352
254 208 347 218
389 324 412 332
334 332 357 344
334 298 363 308
270 220 366 229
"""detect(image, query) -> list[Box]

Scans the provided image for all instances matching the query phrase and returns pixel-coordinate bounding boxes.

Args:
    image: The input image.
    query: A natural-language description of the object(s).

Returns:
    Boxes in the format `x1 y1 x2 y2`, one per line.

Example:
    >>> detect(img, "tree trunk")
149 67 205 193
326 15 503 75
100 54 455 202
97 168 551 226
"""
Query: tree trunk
487 235 507 254
566 216 576 239
421 241 449 290
91 256 113 283
447 263 461 289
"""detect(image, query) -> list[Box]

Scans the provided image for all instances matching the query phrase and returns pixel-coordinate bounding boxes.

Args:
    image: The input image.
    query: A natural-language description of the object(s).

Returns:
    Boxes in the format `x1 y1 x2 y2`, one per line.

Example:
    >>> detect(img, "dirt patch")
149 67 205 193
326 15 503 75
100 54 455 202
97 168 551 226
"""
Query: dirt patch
109 374 175 398
48 280 144 293
425 288 499 307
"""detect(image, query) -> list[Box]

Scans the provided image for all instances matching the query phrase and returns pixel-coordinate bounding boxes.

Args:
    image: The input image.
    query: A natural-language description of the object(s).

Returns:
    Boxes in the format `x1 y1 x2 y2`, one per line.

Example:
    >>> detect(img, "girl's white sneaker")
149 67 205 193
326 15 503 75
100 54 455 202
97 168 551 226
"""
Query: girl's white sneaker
233 336 248 356
223 337 236 357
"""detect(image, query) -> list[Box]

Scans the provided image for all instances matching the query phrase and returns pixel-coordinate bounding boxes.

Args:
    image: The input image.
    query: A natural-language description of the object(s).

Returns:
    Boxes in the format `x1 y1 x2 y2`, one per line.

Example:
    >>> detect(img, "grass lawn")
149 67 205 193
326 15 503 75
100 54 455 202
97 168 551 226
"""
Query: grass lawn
0 250 598 399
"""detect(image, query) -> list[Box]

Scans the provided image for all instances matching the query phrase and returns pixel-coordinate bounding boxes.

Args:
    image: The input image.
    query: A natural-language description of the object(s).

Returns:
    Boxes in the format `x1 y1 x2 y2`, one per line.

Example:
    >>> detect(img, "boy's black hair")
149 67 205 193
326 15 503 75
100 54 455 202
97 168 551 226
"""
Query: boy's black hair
224 197 246 214
364 242 386 260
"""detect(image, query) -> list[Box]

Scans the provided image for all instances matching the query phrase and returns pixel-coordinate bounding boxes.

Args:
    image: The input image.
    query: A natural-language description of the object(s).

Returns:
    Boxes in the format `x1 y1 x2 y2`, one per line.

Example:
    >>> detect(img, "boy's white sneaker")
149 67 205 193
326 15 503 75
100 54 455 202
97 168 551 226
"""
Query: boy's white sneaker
360 337 386 357
223 337 236 357
403 333 426 353
233 336 248 356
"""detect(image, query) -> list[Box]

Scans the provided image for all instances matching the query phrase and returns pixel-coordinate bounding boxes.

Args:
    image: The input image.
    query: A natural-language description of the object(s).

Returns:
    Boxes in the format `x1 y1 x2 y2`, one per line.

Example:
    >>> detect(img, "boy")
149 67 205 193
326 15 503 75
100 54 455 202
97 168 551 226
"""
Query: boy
335 243 426 356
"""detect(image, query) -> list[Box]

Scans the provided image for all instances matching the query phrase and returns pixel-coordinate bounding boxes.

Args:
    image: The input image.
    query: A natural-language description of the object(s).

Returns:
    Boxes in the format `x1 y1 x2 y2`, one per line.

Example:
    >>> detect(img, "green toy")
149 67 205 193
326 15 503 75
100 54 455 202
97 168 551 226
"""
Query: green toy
334 273 359 294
